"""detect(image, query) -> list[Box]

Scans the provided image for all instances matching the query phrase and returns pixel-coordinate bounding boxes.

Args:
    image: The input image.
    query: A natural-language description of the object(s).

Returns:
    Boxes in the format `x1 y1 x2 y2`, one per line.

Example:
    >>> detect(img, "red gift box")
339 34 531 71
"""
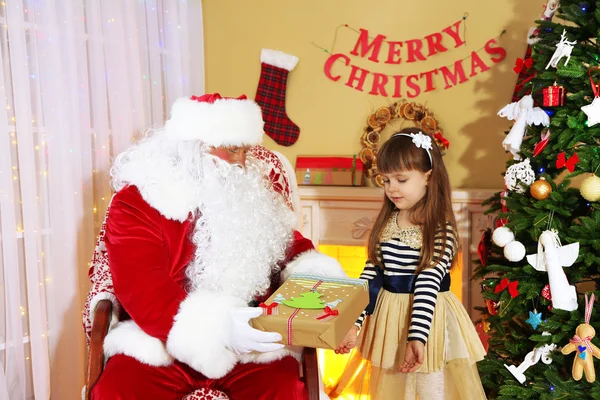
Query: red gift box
295 156 364 186
542 85 565 107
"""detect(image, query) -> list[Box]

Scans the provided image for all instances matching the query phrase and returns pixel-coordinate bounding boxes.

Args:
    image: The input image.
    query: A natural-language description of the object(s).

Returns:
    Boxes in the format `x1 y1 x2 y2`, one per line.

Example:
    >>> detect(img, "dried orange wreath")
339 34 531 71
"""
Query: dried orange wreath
359 101 450 186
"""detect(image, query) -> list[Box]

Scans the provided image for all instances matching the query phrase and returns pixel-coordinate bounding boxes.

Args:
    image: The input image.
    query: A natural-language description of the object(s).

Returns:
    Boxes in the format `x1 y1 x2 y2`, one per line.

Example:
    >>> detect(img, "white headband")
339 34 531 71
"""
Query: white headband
392 132 433 167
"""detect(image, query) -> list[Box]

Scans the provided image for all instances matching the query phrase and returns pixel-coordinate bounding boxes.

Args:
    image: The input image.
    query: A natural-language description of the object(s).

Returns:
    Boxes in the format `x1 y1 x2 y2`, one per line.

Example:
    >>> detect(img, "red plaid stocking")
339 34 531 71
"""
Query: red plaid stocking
255 49 300 146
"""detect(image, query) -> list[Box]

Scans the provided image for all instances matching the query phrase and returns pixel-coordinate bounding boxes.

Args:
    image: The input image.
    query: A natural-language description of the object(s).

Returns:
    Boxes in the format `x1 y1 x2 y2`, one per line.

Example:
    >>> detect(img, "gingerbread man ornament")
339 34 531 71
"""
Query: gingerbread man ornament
562 294 600 383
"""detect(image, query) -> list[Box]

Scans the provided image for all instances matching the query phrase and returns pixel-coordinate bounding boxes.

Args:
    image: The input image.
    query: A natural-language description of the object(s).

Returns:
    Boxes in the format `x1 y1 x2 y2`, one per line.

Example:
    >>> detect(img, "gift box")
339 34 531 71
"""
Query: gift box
295 156 364 186
251 274 369 349
542 84 565 107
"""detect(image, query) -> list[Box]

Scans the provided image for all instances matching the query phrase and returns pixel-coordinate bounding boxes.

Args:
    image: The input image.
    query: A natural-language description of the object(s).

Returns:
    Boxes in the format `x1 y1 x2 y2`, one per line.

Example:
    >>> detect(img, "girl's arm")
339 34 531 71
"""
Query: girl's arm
407 223 456 344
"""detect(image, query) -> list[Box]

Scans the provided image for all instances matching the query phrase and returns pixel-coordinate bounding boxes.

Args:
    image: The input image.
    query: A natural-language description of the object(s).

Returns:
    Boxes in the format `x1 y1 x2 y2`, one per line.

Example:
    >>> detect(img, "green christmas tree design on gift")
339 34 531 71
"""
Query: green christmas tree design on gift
282 291 326 309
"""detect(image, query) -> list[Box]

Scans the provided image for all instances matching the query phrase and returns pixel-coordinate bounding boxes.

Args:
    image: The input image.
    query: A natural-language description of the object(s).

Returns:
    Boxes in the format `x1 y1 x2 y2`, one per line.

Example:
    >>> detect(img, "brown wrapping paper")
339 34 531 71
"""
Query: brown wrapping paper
251 274 369 349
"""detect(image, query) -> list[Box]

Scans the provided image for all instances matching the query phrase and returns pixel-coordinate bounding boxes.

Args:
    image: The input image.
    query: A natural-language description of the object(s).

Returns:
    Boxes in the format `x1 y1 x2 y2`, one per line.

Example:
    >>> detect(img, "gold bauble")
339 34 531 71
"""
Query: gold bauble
530 177 552 200
580 175 600 201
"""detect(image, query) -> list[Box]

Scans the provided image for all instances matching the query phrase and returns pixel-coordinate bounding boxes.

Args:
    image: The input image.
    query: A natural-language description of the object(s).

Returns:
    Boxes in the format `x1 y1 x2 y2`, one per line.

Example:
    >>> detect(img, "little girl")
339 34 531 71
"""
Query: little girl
329 127 486 399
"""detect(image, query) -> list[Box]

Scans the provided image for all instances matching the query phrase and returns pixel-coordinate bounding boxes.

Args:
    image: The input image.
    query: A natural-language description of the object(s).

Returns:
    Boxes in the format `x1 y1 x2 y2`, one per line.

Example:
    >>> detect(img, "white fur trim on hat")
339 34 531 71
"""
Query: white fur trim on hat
260 49 299 71
282 250 347 281
165 96 264 147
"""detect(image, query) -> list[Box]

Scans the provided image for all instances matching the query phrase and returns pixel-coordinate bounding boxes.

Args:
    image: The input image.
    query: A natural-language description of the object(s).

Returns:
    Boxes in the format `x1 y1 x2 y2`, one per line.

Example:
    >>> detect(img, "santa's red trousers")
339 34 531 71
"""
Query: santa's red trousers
92 354 308 400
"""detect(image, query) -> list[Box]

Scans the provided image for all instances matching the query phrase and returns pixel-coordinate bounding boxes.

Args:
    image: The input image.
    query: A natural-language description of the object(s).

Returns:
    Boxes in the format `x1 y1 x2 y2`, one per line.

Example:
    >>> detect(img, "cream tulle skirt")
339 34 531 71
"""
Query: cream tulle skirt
327 289 487 399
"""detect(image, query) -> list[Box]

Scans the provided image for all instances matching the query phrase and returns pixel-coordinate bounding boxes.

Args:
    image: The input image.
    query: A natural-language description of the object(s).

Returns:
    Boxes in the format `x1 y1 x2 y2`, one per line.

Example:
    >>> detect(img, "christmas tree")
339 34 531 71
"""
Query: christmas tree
282 291 326 309
474 1 600 398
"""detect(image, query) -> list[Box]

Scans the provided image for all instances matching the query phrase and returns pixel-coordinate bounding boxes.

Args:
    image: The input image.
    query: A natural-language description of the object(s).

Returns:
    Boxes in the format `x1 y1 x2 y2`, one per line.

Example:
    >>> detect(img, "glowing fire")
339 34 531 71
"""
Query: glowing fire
317 245 463 398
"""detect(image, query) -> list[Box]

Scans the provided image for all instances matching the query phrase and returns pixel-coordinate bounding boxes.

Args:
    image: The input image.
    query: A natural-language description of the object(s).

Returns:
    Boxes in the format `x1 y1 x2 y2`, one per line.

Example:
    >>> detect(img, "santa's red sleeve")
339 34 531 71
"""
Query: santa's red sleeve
104 186 250 378
104 186 188 342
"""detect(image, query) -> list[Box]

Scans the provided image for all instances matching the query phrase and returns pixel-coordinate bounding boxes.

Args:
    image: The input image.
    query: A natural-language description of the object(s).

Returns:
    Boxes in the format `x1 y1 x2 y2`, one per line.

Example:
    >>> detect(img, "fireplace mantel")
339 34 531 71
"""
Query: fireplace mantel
297 186 497 319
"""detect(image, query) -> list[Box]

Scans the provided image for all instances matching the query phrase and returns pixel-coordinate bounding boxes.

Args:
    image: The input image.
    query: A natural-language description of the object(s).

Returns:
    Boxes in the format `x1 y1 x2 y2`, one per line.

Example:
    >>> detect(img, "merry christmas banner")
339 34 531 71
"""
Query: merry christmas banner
319 17 507 97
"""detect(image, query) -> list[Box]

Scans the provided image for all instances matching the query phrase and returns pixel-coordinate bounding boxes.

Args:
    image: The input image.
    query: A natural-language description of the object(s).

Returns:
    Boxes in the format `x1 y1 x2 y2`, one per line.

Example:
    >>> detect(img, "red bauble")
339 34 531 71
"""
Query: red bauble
541 284 552 301
486 299 499 316
542 284 553 310
478 228 492 266
533 130 551 157
496 190 509 227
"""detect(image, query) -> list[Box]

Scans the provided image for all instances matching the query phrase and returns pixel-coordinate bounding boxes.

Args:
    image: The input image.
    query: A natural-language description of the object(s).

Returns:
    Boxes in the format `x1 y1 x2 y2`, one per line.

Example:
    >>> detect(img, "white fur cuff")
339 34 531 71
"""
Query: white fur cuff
237 345 303 365
282 250 347 281
104 320 173 366
261 49 299 71
167 291 246 379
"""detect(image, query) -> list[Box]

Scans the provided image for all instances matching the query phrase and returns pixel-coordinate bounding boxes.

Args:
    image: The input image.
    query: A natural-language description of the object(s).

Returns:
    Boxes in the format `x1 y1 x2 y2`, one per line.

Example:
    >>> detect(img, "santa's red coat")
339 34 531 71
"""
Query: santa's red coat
101 185 344 379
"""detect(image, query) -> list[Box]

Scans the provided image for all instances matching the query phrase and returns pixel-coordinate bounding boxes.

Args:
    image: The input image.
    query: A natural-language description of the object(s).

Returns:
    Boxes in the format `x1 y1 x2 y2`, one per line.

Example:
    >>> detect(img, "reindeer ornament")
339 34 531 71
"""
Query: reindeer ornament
546 29 576 69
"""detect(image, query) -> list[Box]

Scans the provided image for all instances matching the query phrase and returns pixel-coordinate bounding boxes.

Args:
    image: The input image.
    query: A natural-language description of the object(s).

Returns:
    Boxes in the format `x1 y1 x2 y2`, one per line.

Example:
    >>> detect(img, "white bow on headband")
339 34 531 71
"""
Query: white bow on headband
392 132 433 166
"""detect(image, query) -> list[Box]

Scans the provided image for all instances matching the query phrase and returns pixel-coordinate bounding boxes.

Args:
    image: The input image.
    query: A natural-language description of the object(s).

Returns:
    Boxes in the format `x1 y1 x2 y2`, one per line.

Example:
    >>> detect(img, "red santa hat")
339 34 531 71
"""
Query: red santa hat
165 93 264 147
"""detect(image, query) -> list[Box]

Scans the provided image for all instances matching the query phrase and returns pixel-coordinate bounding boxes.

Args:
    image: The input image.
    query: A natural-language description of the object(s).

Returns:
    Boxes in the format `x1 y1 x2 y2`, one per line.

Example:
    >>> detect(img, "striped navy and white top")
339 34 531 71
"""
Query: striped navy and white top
356 213 456 345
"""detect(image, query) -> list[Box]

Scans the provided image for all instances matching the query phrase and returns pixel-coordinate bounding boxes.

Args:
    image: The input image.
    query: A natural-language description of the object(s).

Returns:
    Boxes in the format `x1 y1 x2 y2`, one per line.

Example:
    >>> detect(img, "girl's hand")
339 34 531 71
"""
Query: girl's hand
399 340 425 373
335 326 359 354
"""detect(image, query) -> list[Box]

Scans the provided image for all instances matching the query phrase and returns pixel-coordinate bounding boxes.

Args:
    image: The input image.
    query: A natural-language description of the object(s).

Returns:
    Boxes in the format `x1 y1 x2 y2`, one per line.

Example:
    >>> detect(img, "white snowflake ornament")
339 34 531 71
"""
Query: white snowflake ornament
504 158 536 193
581 97 600 127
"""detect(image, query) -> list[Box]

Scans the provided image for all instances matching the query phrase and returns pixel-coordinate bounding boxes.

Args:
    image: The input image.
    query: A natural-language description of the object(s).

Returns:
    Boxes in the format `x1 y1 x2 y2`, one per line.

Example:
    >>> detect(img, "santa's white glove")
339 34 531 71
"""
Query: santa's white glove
225 307 285 355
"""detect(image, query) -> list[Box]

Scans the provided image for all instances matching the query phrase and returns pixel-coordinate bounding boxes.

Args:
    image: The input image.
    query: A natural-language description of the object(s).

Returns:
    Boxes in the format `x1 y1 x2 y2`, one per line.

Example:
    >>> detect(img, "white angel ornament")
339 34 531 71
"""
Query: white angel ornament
498 95 550 160
527 230 579 311
546 30 576 69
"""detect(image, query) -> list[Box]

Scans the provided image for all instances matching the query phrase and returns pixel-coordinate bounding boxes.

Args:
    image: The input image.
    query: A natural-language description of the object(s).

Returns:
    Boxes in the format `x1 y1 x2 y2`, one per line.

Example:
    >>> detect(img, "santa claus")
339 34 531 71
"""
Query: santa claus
90 93 345 399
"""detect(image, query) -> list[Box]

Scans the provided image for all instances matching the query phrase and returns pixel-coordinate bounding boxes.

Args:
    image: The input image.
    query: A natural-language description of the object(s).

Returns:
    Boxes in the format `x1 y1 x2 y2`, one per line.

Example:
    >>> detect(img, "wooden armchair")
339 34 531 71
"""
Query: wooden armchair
85 146 322 399
85 299 320 400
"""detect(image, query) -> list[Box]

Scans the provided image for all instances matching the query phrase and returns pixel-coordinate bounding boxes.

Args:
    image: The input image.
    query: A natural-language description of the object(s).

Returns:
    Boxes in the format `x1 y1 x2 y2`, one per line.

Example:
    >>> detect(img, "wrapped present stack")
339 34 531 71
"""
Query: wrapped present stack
295 156 364 186
252 274 369 349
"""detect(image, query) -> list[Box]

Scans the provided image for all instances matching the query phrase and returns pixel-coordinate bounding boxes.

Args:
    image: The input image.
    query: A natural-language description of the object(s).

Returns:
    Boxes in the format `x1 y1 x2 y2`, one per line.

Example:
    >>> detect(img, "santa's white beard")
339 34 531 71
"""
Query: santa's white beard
186 155 295 302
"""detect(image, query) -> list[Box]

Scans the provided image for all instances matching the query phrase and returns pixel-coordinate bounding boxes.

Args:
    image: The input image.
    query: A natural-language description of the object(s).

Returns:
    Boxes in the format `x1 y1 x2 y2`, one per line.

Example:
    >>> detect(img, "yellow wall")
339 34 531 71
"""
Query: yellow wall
202 0 545 189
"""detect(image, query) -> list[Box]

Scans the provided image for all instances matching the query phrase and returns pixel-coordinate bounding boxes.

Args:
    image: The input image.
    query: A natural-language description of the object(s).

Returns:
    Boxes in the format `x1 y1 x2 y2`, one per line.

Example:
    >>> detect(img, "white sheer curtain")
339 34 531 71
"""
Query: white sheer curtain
0 1 204 399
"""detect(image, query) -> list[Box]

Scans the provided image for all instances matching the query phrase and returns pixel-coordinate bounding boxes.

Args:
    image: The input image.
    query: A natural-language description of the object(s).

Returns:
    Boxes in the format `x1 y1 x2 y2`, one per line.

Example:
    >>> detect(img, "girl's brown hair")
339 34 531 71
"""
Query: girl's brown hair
367 127 458 273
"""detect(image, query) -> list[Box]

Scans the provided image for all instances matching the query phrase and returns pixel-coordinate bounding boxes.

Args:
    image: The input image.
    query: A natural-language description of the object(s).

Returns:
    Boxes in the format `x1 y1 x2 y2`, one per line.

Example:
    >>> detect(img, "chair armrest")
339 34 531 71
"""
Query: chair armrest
302 347 320 400
86 299 112 400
